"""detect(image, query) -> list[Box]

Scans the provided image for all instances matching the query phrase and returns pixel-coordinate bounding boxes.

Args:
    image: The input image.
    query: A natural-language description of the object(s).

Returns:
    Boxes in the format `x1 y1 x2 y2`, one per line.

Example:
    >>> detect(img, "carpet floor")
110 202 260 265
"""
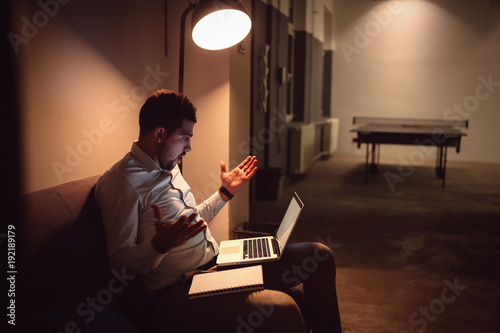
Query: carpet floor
250 154 500 333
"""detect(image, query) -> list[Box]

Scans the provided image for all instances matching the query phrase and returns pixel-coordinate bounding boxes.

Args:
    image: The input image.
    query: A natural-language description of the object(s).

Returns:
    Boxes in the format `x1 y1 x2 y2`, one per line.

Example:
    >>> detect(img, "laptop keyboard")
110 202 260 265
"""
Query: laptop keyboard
243 238 271 259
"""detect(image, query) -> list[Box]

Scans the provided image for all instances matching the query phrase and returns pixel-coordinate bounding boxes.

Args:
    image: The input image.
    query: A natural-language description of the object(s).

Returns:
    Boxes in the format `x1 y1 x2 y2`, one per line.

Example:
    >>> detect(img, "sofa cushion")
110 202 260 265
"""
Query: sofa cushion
21 175 101 257
19 176 182 332
20 176 112 311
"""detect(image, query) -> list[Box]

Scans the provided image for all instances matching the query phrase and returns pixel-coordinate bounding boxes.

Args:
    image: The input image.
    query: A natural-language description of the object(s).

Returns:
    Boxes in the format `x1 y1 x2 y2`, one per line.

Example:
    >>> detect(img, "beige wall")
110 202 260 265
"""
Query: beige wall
16 0 169 192
229 28 252 237
172 1 253 241
333 0 500 163
20 20 142 192
14 0 253 241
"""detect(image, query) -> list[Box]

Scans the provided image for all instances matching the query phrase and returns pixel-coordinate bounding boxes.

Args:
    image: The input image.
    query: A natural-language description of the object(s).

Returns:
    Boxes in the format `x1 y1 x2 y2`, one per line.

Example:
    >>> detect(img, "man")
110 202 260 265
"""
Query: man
95 89 342 332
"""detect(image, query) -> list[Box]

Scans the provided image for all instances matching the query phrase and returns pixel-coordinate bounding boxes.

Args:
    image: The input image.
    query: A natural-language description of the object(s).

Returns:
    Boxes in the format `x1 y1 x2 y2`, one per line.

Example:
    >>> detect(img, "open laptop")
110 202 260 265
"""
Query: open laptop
216 192 304 267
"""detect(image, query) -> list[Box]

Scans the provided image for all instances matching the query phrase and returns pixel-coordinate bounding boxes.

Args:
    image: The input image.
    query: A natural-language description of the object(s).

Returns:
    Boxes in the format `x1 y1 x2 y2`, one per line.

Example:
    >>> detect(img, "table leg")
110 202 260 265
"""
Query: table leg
435 146 440 176
436 146 444 179
369 143 378 174
364 143 369 183
442 146 448 188
376 143 380 166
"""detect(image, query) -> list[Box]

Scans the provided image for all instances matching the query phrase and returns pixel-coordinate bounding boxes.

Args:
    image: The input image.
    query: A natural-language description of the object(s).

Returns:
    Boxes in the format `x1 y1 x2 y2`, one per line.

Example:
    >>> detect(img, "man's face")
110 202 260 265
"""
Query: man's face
158 119 194 171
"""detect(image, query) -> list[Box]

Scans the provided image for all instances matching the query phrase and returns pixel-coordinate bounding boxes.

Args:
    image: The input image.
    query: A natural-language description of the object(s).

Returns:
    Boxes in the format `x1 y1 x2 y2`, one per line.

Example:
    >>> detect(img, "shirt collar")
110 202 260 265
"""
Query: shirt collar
131 142 160 173
130 142 179 175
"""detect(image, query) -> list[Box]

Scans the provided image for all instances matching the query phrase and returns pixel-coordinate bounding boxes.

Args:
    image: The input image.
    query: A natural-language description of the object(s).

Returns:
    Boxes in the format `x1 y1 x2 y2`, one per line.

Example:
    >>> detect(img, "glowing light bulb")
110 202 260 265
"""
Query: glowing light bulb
192 9 251 50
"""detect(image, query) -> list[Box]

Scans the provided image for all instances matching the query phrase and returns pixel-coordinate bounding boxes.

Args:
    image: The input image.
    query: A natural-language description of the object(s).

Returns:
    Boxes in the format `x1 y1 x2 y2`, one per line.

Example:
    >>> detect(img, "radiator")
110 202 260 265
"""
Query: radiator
290 123 315 175
323 118 339 155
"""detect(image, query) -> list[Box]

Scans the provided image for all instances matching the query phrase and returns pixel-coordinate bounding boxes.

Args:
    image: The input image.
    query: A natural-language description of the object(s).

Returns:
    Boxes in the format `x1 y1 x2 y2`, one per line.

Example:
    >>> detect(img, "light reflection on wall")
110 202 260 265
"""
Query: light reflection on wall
333 0 500 163
21 20 139 192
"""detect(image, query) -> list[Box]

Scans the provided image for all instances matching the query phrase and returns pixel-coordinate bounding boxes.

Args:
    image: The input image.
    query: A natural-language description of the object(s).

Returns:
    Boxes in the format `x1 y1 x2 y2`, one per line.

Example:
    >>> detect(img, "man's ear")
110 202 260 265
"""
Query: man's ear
154 127 167 143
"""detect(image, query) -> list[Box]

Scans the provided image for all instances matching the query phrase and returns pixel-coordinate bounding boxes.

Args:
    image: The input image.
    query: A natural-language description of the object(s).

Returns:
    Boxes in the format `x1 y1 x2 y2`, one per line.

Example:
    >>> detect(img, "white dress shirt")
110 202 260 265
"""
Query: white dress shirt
95 142 225 291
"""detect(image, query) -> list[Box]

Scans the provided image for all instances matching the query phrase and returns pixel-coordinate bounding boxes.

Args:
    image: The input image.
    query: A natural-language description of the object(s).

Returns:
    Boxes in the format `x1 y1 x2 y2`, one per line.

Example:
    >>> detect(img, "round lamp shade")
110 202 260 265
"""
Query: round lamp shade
191 0 251 50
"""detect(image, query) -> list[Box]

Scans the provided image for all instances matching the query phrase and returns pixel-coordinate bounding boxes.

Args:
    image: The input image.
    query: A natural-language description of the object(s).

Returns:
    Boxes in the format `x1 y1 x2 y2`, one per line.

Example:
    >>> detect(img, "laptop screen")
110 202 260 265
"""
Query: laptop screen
276 193 304 246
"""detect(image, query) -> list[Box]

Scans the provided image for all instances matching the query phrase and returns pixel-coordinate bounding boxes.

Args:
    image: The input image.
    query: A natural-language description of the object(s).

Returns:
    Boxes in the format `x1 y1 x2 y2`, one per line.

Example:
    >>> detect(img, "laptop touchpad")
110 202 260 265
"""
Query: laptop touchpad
220 246 240 255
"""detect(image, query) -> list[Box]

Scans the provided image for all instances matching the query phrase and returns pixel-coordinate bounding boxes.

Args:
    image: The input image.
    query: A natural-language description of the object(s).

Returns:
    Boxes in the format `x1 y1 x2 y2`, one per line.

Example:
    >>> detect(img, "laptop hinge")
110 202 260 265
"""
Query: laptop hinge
271 238 281 257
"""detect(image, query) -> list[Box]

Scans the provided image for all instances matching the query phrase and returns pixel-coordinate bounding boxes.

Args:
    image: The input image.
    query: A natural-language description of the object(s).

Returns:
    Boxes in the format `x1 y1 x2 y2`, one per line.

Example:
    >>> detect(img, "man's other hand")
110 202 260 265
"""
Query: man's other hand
150 204 206 254
220 156 258 198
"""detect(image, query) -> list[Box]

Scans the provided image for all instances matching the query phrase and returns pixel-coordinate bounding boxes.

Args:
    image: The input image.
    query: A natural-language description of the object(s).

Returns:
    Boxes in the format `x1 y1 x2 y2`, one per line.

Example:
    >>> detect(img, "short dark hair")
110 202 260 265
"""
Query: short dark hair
139 89 197 138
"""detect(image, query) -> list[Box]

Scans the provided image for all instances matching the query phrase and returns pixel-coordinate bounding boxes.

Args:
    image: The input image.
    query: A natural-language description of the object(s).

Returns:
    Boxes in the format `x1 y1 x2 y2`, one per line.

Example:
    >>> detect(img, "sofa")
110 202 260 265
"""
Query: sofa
20 176 155 332
20 176 308 332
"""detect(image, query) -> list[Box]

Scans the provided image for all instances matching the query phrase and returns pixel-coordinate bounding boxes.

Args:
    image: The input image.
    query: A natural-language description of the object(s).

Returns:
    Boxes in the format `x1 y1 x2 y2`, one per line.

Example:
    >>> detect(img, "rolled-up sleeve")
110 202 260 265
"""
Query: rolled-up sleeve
197 191 227 223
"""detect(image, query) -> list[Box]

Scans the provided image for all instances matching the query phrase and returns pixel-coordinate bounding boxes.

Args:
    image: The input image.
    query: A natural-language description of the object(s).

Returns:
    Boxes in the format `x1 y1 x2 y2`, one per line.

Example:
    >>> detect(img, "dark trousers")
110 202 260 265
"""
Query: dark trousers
150 242 342 333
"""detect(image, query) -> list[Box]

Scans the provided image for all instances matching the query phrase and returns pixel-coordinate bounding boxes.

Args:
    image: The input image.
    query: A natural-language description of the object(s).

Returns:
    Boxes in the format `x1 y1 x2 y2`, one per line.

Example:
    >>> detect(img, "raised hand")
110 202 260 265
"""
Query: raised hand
150 203 207 254
220 156 258 196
